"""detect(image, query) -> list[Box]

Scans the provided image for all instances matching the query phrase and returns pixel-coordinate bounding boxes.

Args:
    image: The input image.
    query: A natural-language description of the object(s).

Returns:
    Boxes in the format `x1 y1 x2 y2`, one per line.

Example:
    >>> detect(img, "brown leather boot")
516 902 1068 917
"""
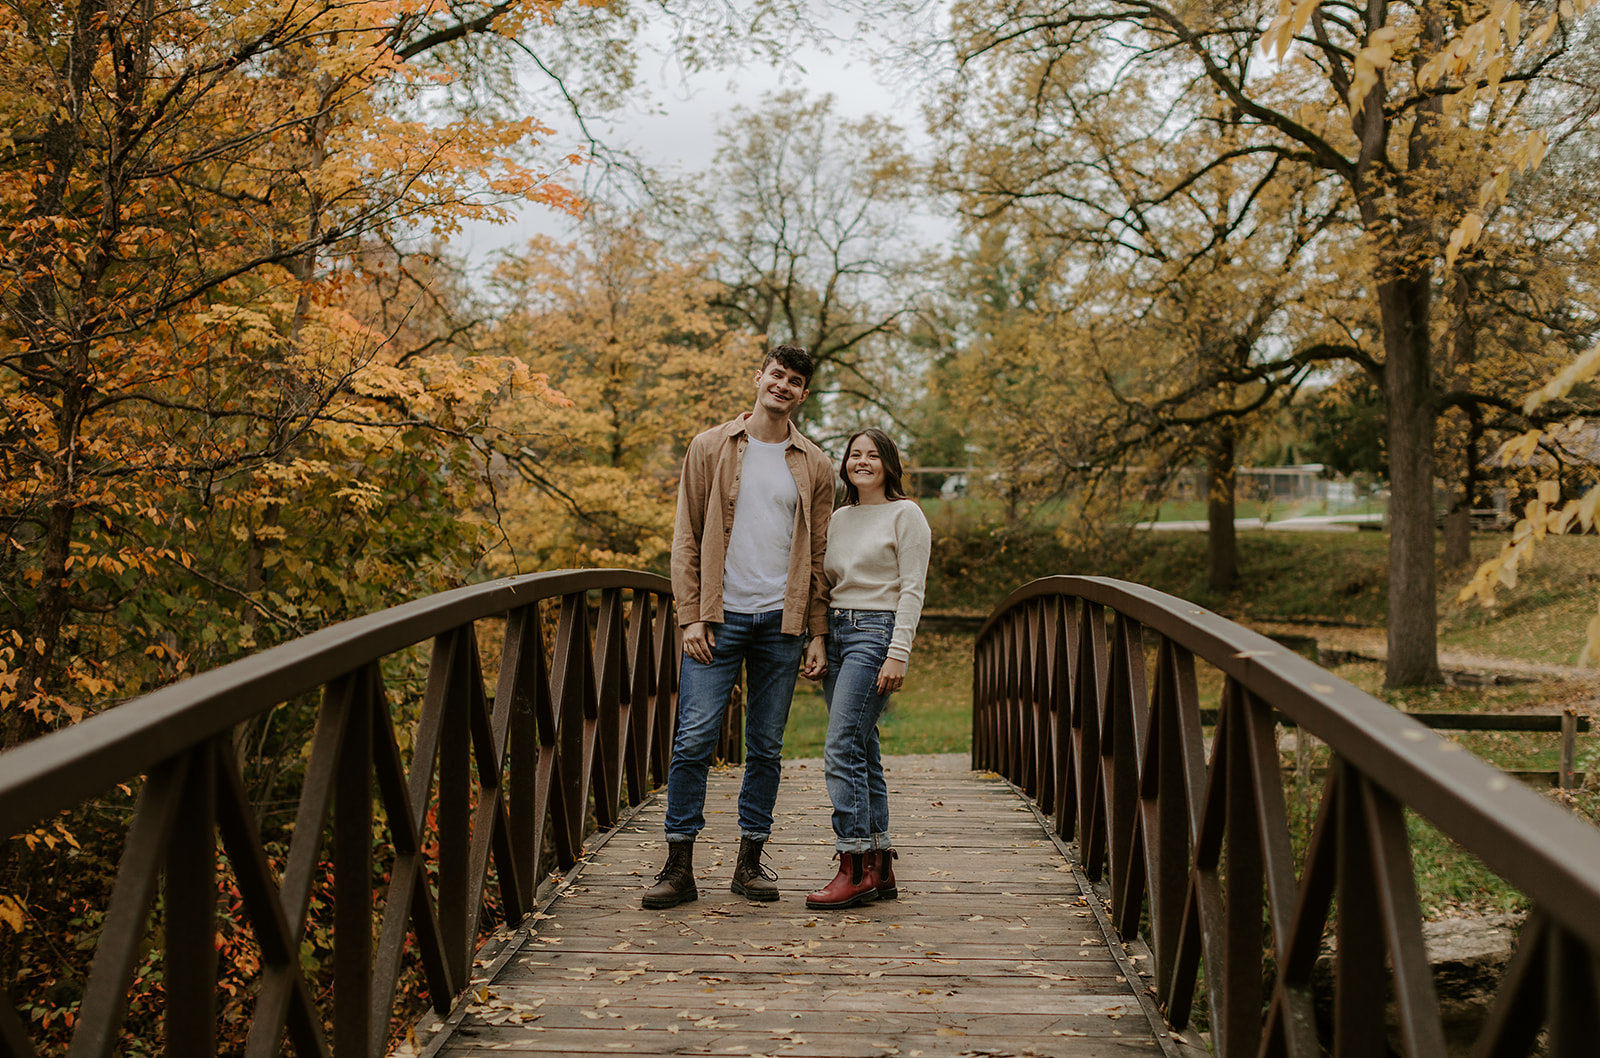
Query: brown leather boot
805 851 879 910
641 840 697 909
731 836 780 901
875 848 898 900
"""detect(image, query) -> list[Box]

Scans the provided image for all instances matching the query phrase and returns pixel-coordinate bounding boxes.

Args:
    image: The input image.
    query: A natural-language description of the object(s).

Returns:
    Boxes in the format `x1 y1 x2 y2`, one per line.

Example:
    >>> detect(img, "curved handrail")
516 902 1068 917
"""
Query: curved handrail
0 570 664 840
0 569 692 1057
975 576 1600 1058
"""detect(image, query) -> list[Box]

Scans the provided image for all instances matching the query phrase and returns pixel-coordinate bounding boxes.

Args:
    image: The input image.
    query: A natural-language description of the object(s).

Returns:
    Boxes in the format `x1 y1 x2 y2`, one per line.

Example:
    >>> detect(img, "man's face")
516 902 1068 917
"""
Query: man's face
754 360 810 417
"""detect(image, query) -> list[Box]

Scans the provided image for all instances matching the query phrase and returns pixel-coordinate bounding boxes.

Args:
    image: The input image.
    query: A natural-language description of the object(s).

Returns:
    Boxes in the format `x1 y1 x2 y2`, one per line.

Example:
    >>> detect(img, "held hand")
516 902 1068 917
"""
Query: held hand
801 636 828 681
876 657 908 695
682 621 715 665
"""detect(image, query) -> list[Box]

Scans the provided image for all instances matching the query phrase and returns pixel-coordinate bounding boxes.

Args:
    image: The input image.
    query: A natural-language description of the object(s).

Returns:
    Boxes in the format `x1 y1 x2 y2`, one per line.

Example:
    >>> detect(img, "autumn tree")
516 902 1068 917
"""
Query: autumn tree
481 216 760 571
657 90 937 426
933 36 1361 591
0 0 594 753
936 0 1600 685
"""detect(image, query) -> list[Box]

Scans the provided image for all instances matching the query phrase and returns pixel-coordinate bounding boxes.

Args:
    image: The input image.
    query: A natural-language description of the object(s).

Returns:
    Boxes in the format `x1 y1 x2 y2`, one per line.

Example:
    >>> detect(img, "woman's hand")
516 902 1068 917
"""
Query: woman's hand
876 657 907 695
801 635 828 680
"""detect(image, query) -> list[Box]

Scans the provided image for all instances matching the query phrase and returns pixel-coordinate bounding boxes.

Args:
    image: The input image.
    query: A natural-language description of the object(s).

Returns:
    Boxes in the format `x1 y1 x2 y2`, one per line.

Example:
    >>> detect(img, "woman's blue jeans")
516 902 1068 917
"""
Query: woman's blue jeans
822 609 895 853
665 609 804 843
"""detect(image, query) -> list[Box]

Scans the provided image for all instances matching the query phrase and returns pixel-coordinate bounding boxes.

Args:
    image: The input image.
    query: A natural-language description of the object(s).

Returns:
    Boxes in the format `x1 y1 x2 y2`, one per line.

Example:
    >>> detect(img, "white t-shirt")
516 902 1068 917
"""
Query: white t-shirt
722 436 799 614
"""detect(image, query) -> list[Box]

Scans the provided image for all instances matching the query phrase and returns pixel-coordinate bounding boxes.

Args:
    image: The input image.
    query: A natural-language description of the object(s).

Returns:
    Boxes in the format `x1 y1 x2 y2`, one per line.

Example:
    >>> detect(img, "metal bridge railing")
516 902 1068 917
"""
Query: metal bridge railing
0 570 700 1058
974 576 1600 1058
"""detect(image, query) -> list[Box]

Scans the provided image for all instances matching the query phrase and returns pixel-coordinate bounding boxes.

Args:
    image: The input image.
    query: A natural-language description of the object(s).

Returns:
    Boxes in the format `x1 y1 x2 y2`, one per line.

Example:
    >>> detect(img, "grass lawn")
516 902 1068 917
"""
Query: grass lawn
784 630 975 758
1439 534 1600 665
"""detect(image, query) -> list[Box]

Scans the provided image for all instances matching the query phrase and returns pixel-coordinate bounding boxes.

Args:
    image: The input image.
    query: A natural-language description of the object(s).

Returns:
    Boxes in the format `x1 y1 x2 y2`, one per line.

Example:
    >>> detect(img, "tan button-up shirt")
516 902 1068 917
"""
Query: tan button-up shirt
671 414 835 637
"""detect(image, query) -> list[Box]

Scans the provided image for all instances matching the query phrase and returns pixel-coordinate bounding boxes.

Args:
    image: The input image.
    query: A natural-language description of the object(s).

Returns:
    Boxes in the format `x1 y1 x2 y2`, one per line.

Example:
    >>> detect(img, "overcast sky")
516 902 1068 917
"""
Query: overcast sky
451 14 938 263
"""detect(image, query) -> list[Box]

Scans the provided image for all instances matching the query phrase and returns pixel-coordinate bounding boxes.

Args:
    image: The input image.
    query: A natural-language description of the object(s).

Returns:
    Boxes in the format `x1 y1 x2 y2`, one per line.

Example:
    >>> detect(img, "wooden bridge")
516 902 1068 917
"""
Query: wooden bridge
415 754 1196 1058
3 569 1600 1058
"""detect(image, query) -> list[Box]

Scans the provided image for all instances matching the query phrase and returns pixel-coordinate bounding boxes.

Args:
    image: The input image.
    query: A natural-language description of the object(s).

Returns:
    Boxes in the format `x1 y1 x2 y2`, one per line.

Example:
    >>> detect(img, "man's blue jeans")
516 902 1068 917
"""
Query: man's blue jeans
665 609 804 843
821 609 895 853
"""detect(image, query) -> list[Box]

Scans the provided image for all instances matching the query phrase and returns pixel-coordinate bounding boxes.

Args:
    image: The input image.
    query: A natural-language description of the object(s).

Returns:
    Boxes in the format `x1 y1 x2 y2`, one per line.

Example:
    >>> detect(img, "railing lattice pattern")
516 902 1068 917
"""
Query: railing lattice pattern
974 576 1600 1058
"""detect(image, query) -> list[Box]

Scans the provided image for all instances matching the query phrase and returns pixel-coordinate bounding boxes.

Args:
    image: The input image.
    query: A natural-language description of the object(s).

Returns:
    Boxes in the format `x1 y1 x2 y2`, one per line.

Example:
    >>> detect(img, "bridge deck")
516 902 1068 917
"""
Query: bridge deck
416 754 1197 1058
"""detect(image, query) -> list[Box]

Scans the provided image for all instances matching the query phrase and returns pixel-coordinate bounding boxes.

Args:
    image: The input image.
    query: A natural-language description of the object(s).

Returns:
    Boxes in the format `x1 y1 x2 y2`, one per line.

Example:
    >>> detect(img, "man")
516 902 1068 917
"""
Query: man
642 344 834 908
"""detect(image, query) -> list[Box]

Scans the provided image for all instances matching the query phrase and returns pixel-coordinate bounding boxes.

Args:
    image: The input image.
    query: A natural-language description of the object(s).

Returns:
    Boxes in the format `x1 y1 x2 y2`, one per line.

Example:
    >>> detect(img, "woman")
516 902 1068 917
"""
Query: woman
801 428 932 909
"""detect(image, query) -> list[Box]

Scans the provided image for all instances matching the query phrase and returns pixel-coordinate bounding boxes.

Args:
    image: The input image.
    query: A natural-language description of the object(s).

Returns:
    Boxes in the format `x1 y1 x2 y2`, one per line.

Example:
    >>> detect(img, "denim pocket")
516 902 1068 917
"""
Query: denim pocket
857 613 894 643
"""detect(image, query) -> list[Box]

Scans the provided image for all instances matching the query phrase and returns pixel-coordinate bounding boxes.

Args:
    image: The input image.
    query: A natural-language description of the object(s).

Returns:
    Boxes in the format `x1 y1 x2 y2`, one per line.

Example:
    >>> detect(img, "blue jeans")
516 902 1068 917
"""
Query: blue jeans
665 609 805 843
822 609 894 853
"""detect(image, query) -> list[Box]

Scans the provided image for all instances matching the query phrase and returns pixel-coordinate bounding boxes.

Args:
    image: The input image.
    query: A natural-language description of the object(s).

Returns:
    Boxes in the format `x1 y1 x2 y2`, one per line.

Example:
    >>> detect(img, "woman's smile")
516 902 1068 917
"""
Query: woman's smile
845 442 885 497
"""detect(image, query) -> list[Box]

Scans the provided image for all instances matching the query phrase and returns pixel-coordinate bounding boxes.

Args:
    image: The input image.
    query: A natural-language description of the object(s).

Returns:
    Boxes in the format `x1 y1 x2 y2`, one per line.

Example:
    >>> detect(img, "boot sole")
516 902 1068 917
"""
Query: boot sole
731 882 780 901
641 888 698 909
877 887 898 900
805 890 879 910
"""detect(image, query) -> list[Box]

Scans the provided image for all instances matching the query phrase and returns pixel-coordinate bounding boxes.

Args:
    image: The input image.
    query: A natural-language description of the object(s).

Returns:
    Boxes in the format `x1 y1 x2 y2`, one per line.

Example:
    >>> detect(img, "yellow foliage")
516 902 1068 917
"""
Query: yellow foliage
482 223 761 570
1463 348 1600 664
0 894 24 933
0 0 594 735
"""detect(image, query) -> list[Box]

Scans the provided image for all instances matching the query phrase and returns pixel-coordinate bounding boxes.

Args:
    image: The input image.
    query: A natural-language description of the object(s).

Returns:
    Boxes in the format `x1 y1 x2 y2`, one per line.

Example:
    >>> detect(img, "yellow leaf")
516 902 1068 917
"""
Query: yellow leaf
1581 488 1600 530
1581 614 1600 666
0 895 24 933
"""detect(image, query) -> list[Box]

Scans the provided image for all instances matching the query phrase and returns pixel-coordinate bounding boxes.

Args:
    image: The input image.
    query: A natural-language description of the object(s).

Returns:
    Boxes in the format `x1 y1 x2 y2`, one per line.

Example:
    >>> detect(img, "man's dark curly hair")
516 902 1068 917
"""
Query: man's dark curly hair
762 343 815 386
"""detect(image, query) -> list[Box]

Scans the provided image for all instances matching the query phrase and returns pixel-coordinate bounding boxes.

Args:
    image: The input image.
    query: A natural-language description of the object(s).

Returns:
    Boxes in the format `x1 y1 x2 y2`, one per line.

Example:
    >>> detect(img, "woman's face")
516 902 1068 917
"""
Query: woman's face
846 435 886 497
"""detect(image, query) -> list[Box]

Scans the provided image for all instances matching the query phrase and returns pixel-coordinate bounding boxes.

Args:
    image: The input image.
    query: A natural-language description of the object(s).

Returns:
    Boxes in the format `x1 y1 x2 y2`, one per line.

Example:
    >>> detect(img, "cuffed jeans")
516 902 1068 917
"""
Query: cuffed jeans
665 609 804 843
822 609 895 853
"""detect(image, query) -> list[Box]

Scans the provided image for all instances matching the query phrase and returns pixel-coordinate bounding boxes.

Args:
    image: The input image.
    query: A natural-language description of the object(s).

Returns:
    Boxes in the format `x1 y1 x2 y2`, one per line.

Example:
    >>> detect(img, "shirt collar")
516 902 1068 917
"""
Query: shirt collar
724 412 798 448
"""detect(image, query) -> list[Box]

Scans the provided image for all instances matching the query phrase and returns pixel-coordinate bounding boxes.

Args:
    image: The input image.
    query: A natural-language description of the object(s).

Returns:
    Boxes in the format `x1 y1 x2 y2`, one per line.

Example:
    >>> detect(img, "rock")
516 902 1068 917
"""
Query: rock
1312 911 1525 1056
1421 912 1524 1028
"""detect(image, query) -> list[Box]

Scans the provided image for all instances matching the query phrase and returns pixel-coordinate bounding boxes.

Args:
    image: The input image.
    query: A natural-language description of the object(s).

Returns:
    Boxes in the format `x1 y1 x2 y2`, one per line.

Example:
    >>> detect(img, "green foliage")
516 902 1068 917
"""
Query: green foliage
1297 371 1388 478
921 501 1393 625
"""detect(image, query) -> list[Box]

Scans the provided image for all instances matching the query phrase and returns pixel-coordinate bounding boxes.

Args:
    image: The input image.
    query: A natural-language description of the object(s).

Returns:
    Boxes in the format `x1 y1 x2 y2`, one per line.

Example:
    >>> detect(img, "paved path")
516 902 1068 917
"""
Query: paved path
414 755 1202 1058
1253 621 1600 692
1135 514 1385 532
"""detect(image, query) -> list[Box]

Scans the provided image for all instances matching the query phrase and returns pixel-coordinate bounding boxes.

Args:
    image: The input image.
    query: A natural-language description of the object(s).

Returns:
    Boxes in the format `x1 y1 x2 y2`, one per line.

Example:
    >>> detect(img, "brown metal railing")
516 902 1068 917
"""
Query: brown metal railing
0 570 694 1058
974 576 1600 1058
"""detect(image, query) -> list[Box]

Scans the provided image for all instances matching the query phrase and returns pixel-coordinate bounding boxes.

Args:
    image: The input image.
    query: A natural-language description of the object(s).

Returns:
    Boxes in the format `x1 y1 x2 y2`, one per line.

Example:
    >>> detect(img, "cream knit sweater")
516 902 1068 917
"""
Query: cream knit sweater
823 499 933 662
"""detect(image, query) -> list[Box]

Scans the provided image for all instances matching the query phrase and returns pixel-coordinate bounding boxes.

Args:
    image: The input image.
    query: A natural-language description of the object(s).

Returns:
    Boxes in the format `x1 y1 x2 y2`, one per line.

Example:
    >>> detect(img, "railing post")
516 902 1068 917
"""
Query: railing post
502 603 545 912
593 588 626 827
1560 708 1578 790
334 670 374 1057
165 741 219 1058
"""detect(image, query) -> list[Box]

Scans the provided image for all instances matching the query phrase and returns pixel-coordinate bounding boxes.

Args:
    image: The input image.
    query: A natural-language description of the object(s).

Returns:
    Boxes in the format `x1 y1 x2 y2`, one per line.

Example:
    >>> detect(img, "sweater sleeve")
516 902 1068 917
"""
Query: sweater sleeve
888 502 933 663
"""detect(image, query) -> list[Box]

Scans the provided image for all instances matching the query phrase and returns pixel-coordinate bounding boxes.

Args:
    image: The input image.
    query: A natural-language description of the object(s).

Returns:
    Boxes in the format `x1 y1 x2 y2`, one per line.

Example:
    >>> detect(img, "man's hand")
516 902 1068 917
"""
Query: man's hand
682 621 715 665
801 636 828 681
876 657 908 695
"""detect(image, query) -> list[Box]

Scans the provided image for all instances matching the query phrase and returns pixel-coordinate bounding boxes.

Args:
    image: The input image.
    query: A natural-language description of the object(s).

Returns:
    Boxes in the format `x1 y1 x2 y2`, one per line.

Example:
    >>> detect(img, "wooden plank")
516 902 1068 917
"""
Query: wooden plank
442 1033 1164 1057
421 754 1197 1058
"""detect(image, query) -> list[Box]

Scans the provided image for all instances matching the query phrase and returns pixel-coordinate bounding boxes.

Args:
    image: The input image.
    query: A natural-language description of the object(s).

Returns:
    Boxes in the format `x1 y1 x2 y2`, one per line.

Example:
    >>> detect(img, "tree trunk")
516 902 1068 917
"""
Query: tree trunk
6 497 74 752
1442 275 1483 570
1206 425 1239 594
1378 273 1442 687
1441 504 1470 568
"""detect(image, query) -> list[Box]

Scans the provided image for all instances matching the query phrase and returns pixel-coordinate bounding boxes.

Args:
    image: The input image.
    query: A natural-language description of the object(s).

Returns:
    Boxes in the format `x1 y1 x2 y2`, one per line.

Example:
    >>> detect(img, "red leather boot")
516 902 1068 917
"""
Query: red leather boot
806 851 879 910
875 848 898 900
